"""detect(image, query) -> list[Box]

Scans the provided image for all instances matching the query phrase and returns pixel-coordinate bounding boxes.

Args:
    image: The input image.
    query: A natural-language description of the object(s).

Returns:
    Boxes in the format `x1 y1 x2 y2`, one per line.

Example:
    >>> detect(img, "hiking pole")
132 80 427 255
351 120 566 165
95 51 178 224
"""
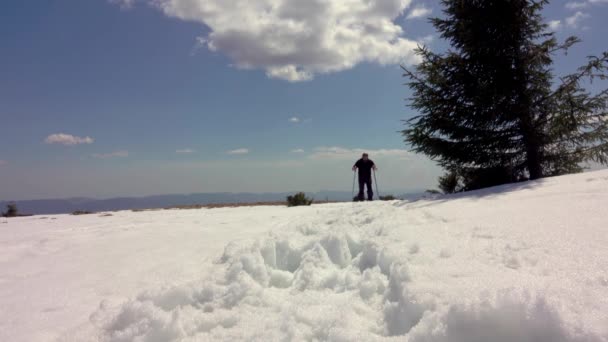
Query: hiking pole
352 170 357 201
373 169 380 200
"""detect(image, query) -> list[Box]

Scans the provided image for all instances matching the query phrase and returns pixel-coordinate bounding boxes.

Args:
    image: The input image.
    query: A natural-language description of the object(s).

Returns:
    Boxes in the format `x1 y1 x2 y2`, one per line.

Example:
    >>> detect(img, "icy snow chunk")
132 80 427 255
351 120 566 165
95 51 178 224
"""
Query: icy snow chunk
269 269 293 288
359 268 387 300
357 242 380 272
292 243 335 290
320 234 352 268
377 248 398 276
275 239 302 272
345 232 363 258
259 239 277 268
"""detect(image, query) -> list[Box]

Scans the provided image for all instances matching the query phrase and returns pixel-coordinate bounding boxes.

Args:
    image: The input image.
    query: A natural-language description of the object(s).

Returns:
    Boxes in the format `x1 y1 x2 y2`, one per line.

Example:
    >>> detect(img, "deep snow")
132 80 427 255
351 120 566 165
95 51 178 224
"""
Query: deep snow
1 170 607 341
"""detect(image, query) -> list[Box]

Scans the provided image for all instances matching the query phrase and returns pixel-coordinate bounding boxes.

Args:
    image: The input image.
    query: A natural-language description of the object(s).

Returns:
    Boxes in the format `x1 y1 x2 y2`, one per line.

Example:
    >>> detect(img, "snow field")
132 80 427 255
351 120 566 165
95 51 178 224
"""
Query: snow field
2 170 607 341
91 199 606 341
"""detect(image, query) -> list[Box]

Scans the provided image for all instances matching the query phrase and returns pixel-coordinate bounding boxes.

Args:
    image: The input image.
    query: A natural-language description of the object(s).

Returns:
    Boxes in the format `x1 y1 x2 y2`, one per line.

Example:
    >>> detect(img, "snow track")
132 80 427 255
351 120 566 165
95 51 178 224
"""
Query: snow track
92 205 604 341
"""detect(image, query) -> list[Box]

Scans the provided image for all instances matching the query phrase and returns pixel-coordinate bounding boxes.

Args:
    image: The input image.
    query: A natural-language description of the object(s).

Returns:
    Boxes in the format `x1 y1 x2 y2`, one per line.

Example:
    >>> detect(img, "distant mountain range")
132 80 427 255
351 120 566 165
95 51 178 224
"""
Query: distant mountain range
1 191 427 215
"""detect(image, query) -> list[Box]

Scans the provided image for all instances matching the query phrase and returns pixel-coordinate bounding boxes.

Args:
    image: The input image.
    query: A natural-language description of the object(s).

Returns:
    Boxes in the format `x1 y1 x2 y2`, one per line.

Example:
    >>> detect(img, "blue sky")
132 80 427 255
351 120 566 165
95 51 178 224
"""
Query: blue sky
1 0 607 200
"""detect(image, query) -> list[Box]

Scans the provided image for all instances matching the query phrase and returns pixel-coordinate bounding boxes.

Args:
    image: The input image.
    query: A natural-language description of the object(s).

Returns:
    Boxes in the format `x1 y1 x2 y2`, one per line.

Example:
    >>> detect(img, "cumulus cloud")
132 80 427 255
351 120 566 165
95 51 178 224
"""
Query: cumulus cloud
291 149 305 153
227 148 249 155
116 0 421 81
547 20 562 31
406 6 432 19
565 11 590 28
45 133 94 146
176 148 196 154
92 151 129 159
309 146 411 160
289 117 301 123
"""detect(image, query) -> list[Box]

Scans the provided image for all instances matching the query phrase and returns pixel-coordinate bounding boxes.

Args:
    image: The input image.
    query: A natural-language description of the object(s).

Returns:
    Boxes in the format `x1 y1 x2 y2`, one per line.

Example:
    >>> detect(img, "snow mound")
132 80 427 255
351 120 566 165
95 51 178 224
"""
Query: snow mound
92 210 602 341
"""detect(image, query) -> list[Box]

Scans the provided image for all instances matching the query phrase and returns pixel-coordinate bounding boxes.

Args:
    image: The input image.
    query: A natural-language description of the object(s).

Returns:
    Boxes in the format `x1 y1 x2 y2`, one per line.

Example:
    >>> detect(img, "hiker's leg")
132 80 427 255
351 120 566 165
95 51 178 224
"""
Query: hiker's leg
366 178 374 200
358 179 365 200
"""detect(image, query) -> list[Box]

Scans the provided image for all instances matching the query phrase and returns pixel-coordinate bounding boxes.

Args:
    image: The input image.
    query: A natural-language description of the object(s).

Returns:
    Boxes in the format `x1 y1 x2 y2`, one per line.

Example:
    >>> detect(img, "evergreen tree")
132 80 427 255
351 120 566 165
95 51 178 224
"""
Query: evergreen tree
402 0 608 191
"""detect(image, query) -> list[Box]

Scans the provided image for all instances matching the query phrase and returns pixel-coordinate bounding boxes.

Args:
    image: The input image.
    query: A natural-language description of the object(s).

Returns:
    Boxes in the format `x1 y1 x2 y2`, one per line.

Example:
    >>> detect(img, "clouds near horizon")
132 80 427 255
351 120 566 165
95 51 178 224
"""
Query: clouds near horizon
227 148 250 155
45 134 94 146
176 149 196 154
92 151 129 159
309 146 411 160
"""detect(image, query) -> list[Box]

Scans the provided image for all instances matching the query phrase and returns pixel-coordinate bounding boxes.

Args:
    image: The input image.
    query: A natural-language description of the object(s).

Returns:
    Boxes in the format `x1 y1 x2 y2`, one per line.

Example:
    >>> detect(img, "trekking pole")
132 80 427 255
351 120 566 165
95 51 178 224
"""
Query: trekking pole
373 169 380 200
352 170 357 201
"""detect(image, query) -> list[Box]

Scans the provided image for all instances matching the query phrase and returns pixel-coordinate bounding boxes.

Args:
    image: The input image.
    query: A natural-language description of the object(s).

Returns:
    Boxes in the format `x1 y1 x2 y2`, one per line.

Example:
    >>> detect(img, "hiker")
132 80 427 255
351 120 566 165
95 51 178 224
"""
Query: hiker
352 153 377 201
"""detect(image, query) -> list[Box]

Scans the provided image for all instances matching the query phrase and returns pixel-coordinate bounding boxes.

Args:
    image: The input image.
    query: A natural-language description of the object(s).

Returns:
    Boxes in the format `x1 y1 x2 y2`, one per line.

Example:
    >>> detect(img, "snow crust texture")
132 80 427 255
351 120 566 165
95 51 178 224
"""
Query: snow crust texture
92 203 606 341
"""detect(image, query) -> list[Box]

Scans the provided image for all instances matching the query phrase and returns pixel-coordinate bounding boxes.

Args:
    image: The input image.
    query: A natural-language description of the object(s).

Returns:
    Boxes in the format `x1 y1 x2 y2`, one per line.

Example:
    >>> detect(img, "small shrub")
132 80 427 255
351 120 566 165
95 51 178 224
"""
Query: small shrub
379 195 396 201
3 203 18 217
438 172 462 194
287 192 313 207
72 210 94 215
425 189 441 195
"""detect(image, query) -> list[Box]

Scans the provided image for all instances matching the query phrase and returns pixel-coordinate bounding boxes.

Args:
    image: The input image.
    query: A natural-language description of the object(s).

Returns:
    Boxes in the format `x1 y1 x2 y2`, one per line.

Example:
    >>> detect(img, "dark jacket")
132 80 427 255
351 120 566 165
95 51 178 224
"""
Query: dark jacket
354 159 375 180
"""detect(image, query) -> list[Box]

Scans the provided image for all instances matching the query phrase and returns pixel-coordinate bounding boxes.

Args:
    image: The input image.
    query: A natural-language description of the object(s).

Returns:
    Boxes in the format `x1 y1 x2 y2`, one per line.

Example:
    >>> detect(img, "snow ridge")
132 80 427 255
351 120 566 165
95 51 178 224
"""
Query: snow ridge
91 206 602 341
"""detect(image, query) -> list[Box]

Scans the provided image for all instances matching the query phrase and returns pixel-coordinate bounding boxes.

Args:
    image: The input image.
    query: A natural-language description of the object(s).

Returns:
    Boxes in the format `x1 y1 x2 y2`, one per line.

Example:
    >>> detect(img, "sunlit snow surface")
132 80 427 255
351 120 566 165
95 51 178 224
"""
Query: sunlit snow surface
1 170 608 341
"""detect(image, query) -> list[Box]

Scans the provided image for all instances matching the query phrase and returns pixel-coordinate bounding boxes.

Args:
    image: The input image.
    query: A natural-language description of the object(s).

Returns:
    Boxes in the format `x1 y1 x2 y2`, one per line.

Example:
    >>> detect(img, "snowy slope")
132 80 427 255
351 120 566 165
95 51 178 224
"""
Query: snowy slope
1 170 607 341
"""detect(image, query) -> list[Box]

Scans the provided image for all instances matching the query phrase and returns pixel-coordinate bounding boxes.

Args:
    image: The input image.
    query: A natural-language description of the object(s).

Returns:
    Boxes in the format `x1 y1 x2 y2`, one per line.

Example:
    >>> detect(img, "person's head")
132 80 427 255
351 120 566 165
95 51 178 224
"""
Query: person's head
362 153 369 160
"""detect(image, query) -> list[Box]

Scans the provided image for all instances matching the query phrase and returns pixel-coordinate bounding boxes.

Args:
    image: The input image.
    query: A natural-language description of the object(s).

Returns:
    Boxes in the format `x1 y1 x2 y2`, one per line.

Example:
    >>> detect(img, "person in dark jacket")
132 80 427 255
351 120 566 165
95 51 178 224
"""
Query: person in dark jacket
352 153 377 201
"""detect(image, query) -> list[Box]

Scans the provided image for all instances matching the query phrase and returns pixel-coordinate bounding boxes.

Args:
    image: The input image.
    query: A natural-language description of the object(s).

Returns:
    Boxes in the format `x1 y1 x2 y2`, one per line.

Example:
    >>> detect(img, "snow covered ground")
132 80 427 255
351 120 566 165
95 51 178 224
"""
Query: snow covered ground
1 170 607 341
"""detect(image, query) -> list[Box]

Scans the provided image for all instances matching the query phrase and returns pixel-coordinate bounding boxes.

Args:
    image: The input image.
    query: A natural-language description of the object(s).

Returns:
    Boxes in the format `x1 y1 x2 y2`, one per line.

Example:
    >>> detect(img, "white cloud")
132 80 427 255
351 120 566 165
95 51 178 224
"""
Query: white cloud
110 0 136 9
419 34 434 44
45 133 94 146
406 6 432 19
565 11 590 28
0 160 7 166
176 148 196 154
291 149 305 153
565 0 607 10
92 151 129 159
548 20 562 31
309 146 411 160
565 1 589 9
227 148 249 155
289 117 301 123
118 0 421 82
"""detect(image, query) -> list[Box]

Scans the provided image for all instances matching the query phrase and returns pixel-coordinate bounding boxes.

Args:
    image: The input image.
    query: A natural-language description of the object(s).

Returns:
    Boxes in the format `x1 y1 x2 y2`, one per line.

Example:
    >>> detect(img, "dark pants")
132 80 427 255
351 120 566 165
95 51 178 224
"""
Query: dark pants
358 177 373 201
